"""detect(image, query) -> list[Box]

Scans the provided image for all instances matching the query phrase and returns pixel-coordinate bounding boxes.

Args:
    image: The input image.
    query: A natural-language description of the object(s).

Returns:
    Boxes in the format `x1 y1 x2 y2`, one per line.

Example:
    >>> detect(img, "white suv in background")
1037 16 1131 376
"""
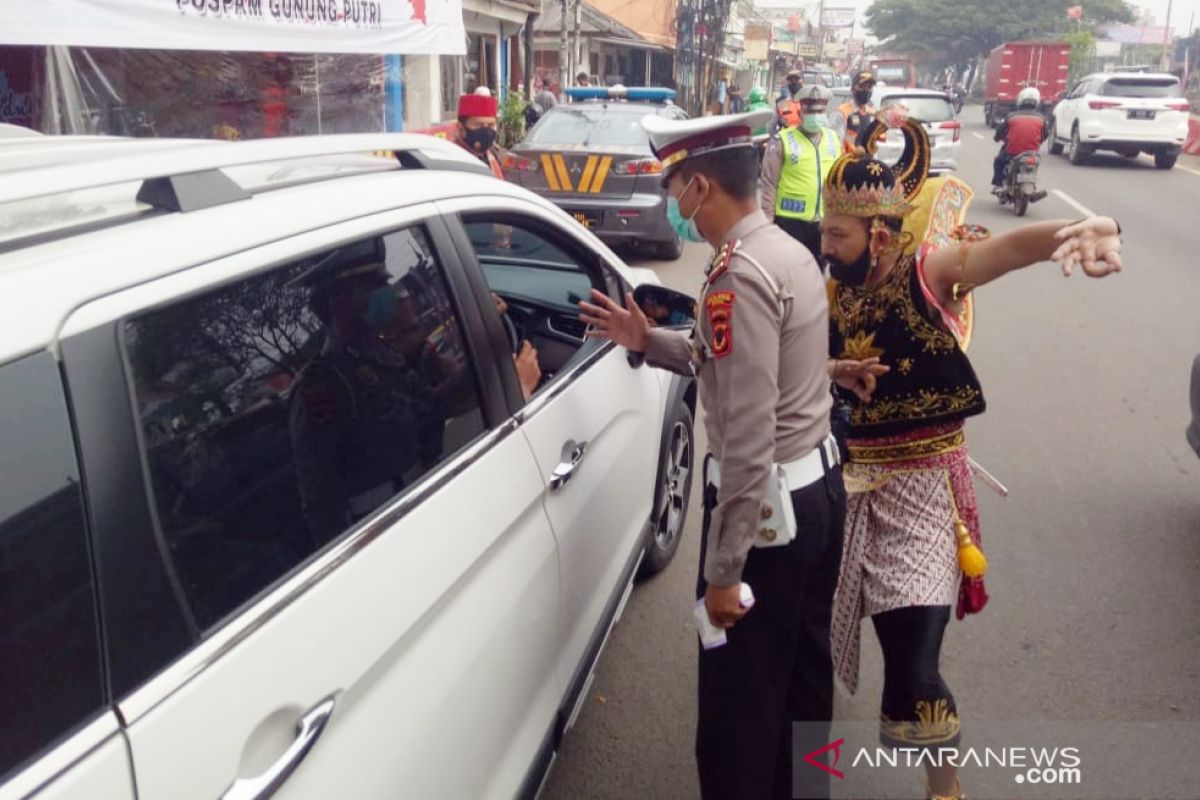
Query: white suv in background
0 132 695 800
1050 72 1190 169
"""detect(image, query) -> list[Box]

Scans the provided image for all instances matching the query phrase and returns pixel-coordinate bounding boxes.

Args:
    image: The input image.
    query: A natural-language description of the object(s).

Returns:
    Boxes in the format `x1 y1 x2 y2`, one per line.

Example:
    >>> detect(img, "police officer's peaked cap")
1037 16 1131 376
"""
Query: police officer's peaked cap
853 71 876 88
786 68 802 78
290 238 388 291
642 109 774 175
800 84 833 108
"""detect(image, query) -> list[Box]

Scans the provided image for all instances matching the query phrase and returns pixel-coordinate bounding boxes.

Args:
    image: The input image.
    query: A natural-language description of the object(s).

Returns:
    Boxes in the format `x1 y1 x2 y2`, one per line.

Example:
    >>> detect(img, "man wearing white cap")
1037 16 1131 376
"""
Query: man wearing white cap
580 110 872 799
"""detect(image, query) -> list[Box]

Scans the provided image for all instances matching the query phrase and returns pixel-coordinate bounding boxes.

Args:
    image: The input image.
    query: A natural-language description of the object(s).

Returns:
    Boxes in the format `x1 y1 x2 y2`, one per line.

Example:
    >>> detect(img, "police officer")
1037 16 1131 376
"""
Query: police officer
579 110 849 799
775 68 804 130
829 70 876 151
760 84 841 261
289 241 445 544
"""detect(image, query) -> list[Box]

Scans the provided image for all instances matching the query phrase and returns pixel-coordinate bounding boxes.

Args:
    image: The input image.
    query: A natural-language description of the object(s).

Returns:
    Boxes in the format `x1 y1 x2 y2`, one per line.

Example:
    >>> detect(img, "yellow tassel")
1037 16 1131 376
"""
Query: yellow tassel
955 521 988 579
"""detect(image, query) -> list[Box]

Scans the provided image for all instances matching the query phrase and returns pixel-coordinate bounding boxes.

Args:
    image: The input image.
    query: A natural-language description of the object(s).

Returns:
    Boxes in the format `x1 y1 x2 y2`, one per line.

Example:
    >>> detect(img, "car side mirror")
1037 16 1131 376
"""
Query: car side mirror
626 284 697 368
633 284 696 330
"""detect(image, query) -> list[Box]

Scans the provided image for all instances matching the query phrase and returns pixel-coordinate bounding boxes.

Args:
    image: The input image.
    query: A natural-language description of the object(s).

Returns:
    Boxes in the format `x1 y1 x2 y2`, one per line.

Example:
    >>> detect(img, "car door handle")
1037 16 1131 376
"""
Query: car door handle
221 695 337 800
550 440 588 491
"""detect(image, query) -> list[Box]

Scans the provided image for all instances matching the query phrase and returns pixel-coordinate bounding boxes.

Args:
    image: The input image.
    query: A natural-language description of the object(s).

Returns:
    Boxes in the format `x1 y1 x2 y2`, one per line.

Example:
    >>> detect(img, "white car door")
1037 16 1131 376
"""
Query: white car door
448 202 664 709
0 353 133 800
58 211 562 800
1057 80 1085 136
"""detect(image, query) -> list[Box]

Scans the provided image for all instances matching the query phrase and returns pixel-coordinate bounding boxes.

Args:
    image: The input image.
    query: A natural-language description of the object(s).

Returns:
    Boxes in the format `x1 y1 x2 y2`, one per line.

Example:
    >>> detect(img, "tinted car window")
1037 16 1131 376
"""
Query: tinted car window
467 223 595 310
123 227 486 631
879 96 955 122
527 106 653 148
0 353 104 780
1102 78 1182 98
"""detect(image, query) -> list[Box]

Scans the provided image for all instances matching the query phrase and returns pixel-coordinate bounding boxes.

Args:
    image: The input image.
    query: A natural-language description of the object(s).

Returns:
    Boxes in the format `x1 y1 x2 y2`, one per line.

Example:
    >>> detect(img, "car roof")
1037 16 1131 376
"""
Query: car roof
0 133 618 364
874 88 952 99
1087 72 1178 81
547 100 676 112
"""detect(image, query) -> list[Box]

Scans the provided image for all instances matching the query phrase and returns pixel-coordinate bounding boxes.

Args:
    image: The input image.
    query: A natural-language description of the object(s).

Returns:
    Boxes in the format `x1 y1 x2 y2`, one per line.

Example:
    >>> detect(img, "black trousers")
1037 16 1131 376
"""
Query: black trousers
696 457 846 800
773 216 823 263
872 605 960 749
992 147 1010 187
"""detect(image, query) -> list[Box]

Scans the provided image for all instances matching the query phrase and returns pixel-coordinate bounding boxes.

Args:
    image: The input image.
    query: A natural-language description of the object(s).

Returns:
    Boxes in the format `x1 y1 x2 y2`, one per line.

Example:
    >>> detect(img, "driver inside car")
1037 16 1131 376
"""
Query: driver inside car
492 292 542 400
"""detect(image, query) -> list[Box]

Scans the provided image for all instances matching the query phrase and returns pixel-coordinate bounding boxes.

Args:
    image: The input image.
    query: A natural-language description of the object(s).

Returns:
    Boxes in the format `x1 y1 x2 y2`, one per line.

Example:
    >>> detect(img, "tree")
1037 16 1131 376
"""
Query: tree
865 0 1135 70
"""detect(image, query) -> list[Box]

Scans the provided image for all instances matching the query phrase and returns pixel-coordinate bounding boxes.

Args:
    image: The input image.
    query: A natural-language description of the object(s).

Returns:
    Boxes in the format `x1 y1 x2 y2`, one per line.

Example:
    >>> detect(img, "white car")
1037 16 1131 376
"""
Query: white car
1050 72 1190 169
0 133 695 800
868 87 962 174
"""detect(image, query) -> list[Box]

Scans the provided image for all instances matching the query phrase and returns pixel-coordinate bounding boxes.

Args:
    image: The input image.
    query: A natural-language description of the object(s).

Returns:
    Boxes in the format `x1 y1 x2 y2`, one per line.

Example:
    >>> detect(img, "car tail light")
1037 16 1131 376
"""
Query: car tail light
620 158 663 176
1088 100 1122 110
1165 100 1190 112
501 155 539 172
938 120 961 142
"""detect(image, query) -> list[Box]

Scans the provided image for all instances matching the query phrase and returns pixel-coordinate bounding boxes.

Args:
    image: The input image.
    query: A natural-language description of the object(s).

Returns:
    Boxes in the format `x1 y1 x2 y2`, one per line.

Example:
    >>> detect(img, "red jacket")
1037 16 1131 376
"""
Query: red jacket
996 111 1047 156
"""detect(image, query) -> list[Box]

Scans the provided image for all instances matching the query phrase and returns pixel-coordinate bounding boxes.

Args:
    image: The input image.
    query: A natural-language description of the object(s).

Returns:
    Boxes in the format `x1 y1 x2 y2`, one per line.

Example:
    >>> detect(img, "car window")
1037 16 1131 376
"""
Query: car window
463 216 604 389
122 226 487 632
880 96 955 122
0 353 104 781
1101 78 1182 98
526 106 652 148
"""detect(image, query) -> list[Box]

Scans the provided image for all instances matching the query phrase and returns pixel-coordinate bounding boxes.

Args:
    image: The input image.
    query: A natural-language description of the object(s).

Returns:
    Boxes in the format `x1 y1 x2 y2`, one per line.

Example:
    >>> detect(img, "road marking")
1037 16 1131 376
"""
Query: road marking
1052 189 1097 218
972 132 986 140
1178 164 1200 178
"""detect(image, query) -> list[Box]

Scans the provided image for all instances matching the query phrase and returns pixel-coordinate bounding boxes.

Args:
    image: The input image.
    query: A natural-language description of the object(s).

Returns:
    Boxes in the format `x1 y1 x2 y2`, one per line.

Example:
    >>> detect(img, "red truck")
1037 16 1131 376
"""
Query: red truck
984 41 1072 127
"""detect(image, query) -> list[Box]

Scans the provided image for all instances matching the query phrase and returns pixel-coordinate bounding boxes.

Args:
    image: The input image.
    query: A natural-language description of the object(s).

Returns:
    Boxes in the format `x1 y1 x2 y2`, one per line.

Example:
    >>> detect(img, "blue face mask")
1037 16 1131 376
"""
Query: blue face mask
666 178 705 243
362 285 399 330
802 113 828 134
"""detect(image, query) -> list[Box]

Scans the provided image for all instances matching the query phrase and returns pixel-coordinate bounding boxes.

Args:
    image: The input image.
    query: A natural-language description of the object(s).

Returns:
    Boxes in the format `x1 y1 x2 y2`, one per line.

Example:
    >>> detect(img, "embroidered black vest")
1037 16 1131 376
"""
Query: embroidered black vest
828 252 986 438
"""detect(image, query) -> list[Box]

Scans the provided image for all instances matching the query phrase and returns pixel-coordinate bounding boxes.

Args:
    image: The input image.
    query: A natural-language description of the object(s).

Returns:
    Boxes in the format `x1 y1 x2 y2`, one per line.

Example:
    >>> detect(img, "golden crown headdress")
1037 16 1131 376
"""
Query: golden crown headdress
822 107 931 218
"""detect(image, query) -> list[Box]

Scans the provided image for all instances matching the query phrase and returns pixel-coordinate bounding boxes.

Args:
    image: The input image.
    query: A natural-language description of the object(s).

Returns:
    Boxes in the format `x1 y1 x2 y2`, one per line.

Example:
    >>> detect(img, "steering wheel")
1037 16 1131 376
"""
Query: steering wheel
501 312 521 355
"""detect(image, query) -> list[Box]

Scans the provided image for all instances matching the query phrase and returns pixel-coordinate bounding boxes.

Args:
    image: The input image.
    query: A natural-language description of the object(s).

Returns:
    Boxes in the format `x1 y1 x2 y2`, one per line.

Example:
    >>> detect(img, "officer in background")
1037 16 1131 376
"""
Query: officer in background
829 70 876 151
775 68 804 130
760 84 842 260
289 241 445 545
579 109 859 799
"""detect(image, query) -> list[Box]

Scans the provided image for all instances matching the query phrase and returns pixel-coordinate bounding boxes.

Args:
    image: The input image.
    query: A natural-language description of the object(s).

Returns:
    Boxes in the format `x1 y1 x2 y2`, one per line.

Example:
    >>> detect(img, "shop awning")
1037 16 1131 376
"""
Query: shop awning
0 0 465 55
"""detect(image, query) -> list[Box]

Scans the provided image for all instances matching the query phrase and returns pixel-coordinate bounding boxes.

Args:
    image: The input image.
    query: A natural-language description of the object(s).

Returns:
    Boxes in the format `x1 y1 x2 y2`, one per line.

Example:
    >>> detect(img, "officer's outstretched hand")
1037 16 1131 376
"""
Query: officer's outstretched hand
578 289 652 353
835 357 890 403
705 583 749 629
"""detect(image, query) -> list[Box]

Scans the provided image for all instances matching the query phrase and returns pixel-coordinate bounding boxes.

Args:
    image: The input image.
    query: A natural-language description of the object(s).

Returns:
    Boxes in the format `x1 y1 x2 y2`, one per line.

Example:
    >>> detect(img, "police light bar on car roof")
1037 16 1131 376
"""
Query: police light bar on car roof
564 86 677 102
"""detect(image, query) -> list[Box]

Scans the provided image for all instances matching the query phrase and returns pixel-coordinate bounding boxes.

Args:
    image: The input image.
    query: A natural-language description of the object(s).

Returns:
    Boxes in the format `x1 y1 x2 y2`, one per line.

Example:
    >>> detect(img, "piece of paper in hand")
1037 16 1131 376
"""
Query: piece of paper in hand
694 583 755 650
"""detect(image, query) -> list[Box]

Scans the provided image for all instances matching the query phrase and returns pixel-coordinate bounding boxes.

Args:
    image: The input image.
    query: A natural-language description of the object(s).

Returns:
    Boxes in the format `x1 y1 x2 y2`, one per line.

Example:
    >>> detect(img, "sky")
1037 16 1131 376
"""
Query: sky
812 0 1200 37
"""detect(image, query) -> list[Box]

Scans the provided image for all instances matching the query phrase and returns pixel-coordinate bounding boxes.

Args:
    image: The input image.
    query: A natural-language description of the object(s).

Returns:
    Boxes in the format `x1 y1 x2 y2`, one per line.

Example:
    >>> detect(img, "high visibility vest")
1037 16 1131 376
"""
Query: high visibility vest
838 101 875 151
775 127 842 221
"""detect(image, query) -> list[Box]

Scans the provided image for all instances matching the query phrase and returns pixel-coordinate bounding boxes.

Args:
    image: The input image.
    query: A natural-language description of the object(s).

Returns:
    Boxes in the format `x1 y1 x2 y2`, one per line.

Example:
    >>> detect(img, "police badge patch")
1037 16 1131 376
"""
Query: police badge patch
706 290 735 358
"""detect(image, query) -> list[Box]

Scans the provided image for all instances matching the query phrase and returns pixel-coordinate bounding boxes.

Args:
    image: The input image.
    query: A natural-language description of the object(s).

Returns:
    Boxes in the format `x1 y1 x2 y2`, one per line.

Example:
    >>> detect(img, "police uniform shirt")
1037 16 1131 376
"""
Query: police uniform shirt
643 210 832 586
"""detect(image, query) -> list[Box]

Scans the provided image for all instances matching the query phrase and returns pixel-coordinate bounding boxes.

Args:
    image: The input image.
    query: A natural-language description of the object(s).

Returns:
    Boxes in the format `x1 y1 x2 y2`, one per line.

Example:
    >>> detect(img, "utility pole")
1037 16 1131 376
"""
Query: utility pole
574 0 584 83
1161 0 1174 71
560 0 569 93
816 0 825 64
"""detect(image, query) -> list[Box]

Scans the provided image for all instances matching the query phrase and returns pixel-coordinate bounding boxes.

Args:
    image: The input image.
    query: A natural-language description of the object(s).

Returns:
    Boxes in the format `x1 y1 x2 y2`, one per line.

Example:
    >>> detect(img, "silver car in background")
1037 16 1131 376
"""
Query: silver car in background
869 87 963 174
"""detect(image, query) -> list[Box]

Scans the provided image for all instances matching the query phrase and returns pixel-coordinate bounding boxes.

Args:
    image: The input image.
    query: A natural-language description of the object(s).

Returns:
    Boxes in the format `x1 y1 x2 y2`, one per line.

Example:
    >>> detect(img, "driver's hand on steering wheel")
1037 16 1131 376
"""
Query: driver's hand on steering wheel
492 293 508 316
514 340 541 400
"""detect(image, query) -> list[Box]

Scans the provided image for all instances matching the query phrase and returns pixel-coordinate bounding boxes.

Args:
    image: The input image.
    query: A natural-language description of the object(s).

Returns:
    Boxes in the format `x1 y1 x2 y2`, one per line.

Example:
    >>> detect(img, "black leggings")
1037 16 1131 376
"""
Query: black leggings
871 605 961 749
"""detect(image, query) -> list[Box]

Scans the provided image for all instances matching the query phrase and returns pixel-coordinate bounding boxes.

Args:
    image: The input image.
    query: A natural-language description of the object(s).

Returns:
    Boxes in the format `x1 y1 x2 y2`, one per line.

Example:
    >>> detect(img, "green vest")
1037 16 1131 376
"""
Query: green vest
775 127 841 221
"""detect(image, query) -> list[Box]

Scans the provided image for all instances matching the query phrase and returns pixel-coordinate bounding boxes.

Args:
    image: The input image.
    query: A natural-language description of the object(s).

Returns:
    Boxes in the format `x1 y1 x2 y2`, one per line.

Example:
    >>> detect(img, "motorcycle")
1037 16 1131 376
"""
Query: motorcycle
996 150 1048 217
950 85 965 115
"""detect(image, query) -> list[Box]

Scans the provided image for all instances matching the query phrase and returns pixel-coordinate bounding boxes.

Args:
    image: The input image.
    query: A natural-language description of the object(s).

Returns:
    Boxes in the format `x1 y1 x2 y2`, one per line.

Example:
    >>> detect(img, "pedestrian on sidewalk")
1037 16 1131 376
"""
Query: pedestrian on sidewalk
821 110 1124 800
579 109 877 799
760 84 842 261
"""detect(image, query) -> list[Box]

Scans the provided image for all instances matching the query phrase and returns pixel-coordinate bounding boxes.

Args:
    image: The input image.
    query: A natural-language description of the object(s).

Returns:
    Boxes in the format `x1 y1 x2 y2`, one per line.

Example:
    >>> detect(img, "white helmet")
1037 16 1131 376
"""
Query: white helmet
1017 87 1041 108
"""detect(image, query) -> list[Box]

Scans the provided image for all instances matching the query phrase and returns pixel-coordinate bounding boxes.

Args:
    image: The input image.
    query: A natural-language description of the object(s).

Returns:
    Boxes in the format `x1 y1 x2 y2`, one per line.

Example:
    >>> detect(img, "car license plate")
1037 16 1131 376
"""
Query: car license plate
1128 109 1156 120
572 212 595 229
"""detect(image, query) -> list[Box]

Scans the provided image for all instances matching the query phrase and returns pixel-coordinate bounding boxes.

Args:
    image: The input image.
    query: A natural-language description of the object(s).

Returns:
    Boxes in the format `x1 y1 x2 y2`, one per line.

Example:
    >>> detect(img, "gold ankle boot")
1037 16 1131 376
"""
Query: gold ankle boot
926 779 965 800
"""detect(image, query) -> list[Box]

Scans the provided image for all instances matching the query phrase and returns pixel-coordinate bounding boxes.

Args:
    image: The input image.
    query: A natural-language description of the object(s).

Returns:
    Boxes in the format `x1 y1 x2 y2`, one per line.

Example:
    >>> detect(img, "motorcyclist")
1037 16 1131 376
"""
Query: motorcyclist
992 87 1048 193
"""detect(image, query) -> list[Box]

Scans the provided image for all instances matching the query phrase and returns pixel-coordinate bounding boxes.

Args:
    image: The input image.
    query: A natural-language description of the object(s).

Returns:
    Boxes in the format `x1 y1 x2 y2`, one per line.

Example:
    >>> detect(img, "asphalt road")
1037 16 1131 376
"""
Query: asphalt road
541 110 1200 800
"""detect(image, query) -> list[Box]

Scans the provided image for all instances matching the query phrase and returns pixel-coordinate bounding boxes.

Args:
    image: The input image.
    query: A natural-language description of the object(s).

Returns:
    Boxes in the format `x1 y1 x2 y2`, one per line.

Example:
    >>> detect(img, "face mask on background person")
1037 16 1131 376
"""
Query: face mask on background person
464 126 496 154
802 113 828 134
853 89 872 105
666 177 706 244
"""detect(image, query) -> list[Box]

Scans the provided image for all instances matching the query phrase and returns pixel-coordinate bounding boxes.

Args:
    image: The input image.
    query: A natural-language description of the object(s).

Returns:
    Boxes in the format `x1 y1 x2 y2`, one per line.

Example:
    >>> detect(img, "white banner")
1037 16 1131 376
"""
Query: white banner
819 7 856 29
0 0 465 55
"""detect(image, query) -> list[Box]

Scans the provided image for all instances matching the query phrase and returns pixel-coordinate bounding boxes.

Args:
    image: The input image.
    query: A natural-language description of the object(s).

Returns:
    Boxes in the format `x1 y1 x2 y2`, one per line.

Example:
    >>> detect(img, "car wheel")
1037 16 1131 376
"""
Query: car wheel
640 400 693 577
1048 121 1064 155
1155 152 1178 170
655 234 684 261
1068 126 1089 166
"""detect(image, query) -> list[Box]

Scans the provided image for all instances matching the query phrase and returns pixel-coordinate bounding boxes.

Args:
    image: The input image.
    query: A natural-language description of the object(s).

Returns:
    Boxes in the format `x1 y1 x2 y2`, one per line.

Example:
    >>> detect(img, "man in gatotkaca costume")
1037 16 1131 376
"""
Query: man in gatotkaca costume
819 109 1124 800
